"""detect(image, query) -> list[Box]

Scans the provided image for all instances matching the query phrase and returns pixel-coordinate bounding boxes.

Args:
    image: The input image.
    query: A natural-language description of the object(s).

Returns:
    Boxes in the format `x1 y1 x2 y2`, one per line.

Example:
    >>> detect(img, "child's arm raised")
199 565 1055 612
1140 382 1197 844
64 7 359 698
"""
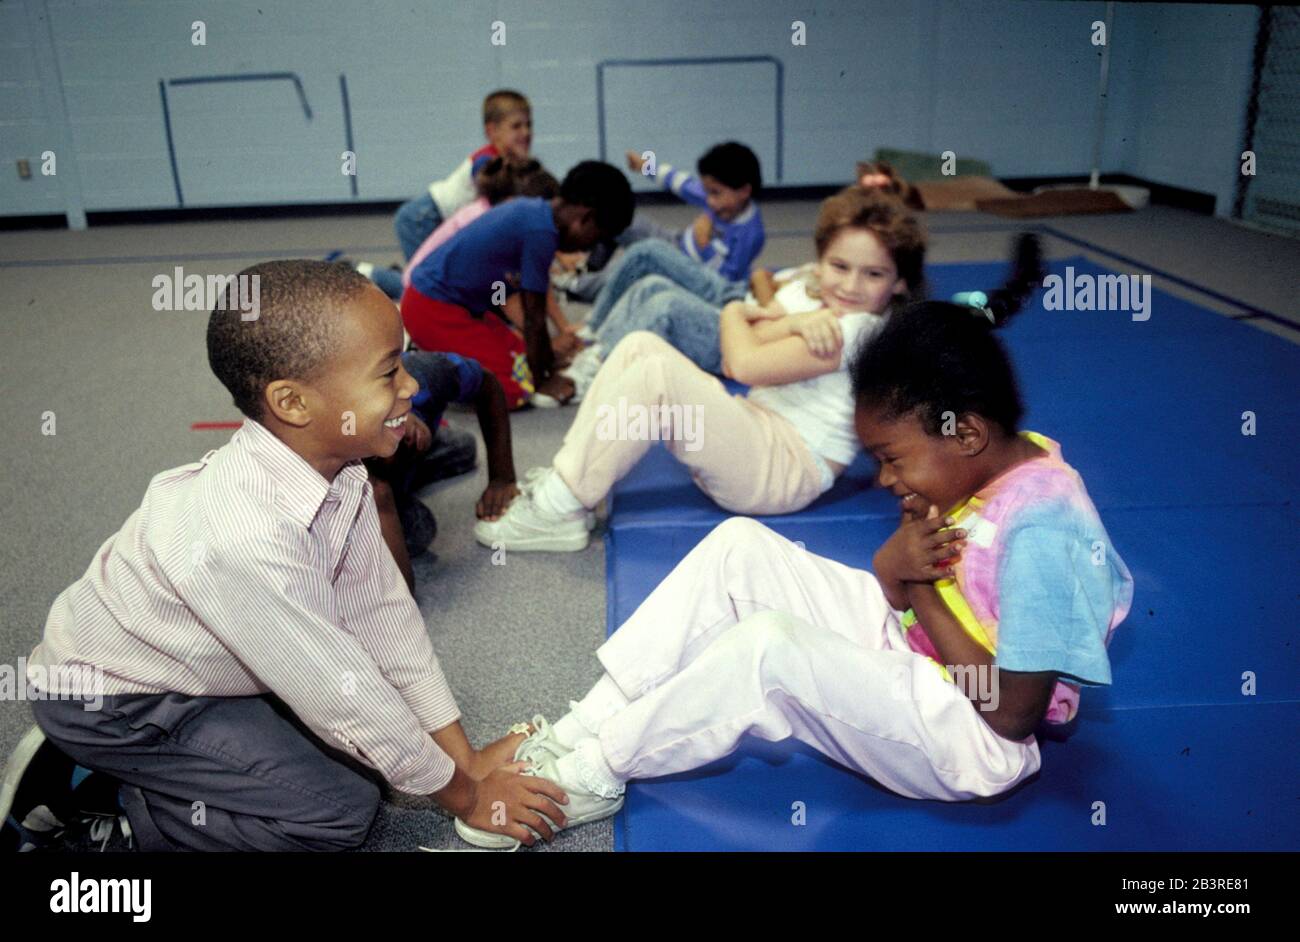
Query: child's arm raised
472 371 520 520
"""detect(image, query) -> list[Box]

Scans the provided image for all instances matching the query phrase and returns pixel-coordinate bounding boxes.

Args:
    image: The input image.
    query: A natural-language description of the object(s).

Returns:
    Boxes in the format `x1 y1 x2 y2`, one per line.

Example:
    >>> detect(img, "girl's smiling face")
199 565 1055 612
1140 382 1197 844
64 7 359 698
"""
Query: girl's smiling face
815 228 906 315
854 405 988 516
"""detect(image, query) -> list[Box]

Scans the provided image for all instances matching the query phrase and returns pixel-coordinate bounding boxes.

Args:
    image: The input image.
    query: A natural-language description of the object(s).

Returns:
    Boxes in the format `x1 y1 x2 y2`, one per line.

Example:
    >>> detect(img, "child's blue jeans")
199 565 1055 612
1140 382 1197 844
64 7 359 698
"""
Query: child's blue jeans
395 192 444 260
586 240 747 335
595 274 727 373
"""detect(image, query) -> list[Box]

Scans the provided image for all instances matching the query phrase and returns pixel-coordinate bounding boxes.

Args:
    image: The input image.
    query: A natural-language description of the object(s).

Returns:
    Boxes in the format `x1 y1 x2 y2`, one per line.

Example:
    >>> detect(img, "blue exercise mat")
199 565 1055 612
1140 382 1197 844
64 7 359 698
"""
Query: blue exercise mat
613 701 1299 851
601 255 1300 851
609 257 1300 519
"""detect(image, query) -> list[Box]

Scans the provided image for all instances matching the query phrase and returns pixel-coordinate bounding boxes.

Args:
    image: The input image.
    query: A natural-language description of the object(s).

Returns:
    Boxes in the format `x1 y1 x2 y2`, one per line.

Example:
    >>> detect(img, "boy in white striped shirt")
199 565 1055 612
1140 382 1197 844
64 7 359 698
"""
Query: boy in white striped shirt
3 261 566 851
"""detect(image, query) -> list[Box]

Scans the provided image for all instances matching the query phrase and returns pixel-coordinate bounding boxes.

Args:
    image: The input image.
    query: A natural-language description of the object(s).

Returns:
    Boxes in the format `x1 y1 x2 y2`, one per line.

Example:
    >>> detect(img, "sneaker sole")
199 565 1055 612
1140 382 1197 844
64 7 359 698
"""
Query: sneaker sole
473 528 590 552
454 795 625 850
0 727 48 826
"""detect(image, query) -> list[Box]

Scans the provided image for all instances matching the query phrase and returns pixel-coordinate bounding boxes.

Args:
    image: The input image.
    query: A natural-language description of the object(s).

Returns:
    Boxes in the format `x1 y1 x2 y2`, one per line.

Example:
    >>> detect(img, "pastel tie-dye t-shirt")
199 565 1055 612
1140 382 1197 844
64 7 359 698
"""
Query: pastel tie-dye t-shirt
903 432 1134 725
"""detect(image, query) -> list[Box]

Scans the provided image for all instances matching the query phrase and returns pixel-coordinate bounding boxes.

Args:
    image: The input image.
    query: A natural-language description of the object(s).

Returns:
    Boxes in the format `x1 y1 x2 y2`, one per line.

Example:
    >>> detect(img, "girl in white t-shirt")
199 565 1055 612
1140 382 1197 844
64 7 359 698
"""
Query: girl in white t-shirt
476 187 927 552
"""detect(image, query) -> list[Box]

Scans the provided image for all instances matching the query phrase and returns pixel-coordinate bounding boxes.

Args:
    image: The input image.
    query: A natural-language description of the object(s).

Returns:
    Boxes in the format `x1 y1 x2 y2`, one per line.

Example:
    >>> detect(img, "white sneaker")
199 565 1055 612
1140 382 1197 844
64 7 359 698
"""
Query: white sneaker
511 715 573 764
530 392 561 409
454 739 623 850
560 345 604 404
474 487 589 552
518 467 595 531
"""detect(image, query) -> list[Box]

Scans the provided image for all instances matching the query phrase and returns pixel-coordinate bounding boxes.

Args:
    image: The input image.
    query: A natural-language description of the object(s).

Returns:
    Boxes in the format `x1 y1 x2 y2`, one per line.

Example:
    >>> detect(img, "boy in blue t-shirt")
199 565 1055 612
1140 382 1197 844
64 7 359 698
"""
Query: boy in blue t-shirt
559 141 765 302
403 161 634 409
368 351 520 590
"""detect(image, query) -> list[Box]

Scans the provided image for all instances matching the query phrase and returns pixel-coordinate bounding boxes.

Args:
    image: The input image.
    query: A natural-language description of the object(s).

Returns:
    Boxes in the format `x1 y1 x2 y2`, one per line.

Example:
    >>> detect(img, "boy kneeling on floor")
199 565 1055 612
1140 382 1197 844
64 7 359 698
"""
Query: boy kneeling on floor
1 260 566 852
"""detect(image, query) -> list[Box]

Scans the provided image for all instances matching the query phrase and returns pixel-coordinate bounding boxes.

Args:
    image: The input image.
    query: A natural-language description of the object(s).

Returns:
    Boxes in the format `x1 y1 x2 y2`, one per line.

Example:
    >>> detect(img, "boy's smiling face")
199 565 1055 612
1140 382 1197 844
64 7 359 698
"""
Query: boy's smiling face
700 174 751 222
488 110 532 160
268 285 418 478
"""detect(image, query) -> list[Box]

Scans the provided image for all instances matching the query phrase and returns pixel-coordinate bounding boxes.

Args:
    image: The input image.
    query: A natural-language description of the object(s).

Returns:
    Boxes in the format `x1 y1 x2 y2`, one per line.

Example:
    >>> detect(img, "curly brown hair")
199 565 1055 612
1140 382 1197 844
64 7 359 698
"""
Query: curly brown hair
813 186 928 310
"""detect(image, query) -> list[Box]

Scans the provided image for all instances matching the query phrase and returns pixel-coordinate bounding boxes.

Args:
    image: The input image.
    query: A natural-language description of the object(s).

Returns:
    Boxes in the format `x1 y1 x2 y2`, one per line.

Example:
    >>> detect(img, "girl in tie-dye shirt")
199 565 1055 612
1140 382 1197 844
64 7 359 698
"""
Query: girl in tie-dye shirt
855 235 1133 740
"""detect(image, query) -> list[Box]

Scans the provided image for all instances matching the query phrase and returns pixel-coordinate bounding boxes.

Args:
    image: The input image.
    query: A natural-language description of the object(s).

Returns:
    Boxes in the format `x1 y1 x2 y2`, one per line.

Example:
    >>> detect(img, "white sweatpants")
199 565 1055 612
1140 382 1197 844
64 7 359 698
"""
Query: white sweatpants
582 518 1041 802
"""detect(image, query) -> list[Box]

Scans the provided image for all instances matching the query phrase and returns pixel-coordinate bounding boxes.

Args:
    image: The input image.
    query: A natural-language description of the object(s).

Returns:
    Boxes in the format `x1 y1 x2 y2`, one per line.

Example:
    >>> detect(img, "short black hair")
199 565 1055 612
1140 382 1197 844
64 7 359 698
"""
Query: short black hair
560 160 634 238
851 235 1044 436
698 141 762 194
206 259 370 421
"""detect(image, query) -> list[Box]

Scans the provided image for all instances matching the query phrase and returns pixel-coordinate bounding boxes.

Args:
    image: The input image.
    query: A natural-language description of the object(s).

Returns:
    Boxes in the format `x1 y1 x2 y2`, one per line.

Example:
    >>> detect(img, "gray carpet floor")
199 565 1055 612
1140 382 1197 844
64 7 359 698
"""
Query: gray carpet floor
1 199 1296 852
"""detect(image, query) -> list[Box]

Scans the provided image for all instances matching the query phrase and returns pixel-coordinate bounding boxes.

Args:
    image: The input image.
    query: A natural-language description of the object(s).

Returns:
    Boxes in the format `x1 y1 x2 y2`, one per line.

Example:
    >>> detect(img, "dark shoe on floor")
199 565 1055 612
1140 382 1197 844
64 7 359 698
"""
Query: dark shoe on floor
409 425 479 492
398 497 438 556
2 726 123 851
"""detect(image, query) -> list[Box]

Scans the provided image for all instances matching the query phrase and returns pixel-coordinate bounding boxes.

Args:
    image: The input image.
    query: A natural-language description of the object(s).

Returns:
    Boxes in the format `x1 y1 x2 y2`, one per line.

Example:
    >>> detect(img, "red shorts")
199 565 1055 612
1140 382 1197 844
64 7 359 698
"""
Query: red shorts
400 286 534 409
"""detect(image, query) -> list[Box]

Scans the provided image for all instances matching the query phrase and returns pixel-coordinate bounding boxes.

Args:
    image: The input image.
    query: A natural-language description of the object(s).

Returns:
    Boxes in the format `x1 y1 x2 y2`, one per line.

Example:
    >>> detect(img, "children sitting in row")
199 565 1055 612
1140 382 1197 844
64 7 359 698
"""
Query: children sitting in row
456 237 1135 850
401 161 633 411
361 90 534 299
402 158 580 355
557 142 765 303
475 186 926 551
367 349 520 591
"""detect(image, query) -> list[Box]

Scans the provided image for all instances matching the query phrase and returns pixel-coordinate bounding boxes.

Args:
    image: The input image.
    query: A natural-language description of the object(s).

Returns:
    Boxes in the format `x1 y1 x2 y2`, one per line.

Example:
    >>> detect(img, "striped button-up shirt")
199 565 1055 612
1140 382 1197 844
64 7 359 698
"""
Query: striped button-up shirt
28 419 461 794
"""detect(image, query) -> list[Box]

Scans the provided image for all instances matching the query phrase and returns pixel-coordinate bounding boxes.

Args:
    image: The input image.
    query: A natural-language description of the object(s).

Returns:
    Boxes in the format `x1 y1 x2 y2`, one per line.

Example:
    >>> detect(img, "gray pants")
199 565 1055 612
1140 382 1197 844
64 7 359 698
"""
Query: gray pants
33 692 381 852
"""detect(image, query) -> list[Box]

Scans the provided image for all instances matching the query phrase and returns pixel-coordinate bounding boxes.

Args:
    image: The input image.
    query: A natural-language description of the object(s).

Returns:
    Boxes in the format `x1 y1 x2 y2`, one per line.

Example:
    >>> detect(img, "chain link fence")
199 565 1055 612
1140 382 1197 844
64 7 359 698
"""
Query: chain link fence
1237 6 1300 235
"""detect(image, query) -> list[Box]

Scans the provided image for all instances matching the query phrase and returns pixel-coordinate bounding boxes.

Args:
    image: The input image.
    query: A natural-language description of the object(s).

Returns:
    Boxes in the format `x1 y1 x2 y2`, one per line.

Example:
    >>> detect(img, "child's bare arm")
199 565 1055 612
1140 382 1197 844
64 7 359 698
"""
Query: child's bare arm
720 302 843 386
473 372 520 520
368 471 414 593
691 213 713 250
905 582 1057 740
749 269 779 307
520 290 555 377
546 287 572 333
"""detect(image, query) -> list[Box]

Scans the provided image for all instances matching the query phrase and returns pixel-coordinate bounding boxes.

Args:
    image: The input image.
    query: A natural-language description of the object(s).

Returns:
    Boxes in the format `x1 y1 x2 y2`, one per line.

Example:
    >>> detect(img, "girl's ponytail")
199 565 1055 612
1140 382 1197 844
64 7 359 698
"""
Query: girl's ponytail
852 234 1042 436
954 234 1044 328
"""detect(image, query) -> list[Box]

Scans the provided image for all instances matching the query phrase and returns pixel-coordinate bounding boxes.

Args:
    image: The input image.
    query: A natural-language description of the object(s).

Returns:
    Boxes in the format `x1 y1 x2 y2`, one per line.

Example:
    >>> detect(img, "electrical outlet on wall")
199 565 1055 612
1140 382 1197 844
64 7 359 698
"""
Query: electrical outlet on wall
17 159 32 179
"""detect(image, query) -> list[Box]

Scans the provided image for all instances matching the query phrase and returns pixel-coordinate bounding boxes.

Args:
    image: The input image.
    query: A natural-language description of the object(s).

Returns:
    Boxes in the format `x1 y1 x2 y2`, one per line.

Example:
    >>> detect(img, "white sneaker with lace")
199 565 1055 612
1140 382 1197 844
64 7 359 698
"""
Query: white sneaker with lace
454 730 623 851
473 487 589 552
518 467 595 531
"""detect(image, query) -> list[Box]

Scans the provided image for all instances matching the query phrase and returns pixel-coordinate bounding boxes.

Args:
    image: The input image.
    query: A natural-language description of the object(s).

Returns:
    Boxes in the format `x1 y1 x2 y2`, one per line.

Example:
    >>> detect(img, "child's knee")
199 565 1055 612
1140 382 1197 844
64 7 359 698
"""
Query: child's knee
705 517 784 561
304 777 381 852
626 274 676 306
722 610 808 669
609 329 675 364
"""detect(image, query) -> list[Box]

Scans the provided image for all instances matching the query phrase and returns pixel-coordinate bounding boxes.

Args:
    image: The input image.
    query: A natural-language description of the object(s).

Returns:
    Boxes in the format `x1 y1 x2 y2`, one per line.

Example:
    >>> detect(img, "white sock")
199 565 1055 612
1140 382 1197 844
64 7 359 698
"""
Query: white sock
553 674 630 748
557 738 625 798
532 467 585 519
355 261 375 278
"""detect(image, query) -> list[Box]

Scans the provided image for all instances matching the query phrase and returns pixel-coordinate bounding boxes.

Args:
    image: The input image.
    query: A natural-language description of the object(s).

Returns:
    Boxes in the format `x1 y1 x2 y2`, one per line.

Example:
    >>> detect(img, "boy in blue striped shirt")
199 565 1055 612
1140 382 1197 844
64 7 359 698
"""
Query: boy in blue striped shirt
558 141 764 301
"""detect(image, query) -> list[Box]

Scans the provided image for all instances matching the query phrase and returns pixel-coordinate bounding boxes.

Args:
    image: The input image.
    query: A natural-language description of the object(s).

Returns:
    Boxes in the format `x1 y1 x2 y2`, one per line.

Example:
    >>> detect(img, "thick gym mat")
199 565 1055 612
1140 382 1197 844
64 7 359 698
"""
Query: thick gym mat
602 255 1298 851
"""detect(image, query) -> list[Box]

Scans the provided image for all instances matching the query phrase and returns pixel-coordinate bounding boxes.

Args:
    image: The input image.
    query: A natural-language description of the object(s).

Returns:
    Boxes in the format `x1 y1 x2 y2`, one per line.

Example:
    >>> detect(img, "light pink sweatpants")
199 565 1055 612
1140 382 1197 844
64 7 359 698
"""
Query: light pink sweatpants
580 517 1042 802
553 332 826 515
